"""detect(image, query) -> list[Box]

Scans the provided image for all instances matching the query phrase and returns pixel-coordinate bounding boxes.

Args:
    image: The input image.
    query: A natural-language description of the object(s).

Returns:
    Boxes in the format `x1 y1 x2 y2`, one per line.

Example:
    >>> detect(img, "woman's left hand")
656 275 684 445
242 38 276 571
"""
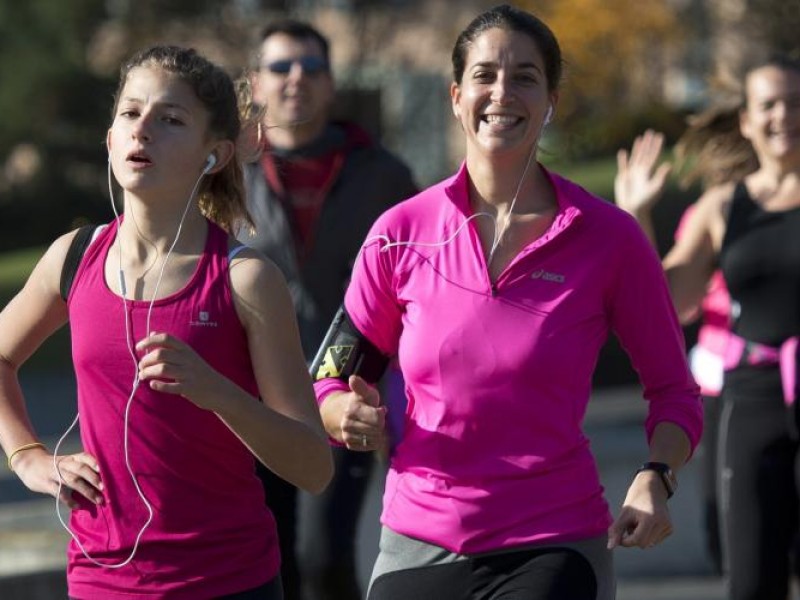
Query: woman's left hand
607 470 673 550
136 332 227 411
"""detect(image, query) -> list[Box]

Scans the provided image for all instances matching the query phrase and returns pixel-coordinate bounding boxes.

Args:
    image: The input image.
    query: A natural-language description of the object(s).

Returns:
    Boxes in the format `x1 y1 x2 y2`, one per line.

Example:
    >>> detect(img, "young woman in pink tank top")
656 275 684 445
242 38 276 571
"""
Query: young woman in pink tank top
0 45 332 599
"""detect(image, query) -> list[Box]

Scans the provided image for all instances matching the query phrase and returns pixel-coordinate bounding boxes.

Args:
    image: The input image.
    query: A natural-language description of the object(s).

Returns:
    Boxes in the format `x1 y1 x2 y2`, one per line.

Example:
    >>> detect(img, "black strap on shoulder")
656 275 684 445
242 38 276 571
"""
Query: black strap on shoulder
59 224 96 302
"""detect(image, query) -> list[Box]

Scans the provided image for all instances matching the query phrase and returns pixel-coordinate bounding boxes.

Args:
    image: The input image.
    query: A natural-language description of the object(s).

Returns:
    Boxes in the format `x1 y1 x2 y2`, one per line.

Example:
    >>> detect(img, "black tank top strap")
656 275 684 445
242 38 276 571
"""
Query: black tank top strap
720 182 758 254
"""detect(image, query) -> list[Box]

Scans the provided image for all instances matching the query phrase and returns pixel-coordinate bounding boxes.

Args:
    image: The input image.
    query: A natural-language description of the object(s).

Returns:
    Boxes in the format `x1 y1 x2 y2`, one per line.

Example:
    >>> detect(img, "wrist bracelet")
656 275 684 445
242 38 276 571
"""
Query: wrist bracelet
7 442 47 472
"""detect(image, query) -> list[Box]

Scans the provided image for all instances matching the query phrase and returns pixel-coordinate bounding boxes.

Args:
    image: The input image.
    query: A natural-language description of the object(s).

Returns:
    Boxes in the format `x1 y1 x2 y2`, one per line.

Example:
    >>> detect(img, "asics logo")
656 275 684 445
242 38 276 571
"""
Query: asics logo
531 269 565 283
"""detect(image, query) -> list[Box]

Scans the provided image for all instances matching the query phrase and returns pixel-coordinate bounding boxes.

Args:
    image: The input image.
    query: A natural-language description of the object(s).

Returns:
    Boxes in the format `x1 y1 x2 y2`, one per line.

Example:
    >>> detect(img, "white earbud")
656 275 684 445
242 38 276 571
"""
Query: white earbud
543 104 553 126
203 153 217 174
542 104 553 125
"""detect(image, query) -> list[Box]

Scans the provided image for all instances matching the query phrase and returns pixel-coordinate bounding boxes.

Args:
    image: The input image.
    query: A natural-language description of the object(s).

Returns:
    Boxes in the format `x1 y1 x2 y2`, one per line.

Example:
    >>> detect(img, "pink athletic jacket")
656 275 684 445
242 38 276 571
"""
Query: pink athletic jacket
315 163 702 554
66 221 279 599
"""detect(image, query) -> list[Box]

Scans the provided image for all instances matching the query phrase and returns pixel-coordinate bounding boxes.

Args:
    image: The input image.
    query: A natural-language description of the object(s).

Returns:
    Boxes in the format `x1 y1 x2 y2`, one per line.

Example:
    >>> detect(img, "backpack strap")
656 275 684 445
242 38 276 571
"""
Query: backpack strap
59 224 97 302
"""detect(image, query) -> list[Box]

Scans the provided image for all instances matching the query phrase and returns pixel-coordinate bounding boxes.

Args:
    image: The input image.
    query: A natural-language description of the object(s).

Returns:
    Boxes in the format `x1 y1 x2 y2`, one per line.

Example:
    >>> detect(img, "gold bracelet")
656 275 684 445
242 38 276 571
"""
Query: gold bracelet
6 442 47 472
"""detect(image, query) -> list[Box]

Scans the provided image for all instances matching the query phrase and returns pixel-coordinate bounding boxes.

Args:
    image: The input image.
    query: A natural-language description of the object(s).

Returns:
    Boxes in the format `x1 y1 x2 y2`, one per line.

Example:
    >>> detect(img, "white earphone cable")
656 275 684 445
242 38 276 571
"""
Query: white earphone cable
53 159 208 568
487 143 537 264
365 136 540 263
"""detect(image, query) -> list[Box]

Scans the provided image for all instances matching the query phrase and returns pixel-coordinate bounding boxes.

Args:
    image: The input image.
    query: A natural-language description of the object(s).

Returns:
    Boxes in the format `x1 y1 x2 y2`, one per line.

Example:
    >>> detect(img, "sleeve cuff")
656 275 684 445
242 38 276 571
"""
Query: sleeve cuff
313 379 351 447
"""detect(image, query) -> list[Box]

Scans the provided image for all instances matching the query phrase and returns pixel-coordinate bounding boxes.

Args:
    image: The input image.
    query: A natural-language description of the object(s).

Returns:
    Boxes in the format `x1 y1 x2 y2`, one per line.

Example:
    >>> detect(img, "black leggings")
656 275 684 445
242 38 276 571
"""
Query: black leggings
717 369 799 600
369 546 598 600
368 529 612 600
698 394 722 574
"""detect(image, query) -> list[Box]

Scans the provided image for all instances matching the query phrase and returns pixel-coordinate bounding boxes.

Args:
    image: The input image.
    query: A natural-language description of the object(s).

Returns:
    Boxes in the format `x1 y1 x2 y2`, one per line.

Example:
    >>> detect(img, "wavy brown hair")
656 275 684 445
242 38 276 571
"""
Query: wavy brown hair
114 45 259 234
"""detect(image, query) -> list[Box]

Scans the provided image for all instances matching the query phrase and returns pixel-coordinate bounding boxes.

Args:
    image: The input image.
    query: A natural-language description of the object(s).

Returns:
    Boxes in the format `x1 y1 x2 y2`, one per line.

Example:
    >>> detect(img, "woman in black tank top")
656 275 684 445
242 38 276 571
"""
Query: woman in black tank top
616 54 800 600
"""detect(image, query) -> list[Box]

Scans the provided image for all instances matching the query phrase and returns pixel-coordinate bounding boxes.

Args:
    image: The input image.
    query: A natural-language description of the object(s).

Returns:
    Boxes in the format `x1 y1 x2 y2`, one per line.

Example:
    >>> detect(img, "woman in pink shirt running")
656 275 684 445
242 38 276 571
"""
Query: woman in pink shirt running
312 5 701 600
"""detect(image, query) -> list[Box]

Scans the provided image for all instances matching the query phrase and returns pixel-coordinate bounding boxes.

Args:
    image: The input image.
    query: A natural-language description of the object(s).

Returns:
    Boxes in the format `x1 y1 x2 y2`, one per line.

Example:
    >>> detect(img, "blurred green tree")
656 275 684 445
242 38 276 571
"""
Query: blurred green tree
0 0 114 250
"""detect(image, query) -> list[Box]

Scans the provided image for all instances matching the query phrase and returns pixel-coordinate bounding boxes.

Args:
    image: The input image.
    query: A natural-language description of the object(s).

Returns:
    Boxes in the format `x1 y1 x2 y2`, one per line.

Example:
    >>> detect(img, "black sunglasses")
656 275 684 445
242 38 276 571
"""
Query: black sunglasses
261 56 329 75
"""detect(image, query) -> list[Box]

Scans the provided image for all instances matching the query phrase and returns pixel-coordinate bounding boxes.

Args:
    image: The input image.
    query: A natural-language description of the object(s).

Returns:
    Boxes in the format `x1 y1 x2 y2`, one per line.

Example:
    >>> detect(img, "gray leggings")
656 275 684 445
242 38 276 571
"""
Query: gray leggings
368 527 615 600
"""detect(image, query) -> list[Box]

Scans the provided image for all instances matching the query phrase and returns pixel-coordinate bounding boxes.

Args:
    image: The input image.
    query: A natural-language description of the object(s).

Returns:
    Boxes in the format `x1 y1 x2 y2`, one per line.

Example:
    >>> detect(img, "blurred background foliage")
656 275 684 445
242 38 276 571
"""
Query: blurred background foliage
531 0 689 159
1 0 799 251
0 1 111 250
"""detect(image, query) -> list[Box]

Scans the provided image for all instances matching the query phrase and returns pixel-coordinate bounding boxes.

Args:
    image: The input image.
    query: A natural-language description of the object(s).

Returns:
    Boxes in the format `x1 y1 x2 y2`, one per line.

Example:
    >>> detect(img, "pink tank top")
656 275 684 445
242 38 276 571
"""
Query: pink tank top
65 220 279 599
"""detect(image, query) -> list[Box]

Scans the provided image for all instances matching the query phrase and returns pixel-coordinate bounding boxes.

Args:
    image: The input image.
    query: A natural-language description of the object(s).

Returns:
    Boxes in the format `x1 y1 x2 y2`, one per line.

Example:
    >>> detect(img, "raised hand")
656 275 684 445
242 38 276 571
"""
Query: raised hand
615 129 672 216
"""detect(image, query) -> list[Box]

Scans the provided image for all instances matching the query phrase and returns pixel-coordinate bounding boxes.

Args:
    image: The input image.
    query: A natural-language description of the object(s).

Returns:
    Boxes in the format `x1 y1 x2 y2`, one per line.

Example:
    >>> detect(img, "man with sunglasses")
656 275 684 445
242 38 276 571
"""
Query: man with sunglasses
240 19 418 600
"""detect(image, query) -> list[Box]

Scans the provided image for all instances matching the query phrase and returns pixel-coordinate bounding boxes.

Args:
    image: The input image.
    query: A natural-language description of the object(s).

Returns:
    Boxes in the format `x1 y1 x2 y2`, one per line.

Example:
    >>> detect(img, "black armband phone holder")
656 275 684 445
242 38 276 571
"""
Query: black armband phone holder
310 305 389 384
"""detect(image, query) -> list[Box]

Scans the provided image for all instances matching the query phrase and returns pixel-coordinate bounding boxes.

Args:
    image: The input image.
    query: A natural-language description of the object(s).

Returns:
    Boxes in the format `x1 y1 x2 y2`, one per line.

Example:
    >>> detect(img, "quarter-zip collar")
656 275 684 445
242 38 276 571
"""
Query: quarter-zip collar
443 161 584 294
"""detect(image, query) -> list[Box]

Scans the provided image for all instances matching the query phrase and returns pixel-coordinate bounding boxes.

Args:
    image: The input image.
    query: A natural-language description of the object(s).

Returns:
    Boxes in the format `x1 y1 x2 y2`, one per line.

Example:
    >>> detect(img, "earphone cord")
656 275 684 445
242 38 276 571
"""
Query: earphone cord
365 138 540 264
487 142 537 265
52 161 206 569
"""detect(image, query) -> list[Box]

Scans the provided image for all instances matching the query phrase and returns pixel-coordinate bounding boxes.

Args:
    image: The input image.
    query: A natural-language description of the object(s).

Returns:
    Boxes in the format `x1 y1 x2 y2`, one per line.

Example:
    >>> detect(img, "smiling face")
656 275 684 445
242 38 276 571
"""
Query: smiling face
740 64 800 164
450 27 556 161
107 65 219 198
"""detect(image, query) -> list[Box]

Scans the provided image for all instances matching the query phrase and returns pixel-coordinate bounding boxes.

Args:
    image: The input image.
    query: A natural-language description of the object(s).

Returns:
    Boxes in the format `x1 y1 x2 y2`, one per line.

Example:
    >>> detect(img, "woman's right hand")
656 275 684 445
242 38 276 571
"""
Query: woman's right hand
615 129 672 217
13 448 104 509
321 375 387 452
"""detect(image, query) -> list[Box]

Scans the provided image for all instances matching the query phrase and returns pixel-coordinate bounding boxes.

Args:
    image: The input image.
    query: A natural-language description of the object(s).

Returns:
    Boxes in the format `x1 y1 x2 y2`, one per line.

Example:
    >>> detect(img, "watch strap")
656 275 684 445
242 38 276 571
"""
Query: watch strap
636 461 675 499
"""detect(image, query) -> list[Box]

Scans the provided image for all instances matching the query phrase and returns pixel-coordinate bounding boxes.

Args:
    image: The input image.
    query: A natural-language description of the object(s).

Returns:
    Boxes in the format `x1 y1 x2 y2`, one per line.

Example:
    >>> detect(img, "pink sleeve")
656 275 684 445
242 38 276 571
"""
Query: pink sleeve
608 220 703 452
342 234 404 358
313 378 350 407
312 378 350 448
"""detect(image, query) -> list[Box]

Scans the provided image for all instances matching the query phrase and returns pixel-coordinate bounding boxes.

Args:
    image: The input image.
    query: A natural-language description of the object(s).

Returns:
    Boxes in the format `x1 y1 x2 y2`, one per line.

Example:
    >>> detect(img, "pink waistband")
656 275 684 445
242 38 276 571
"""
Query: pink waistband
697 326 732 356
722 334 799 405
